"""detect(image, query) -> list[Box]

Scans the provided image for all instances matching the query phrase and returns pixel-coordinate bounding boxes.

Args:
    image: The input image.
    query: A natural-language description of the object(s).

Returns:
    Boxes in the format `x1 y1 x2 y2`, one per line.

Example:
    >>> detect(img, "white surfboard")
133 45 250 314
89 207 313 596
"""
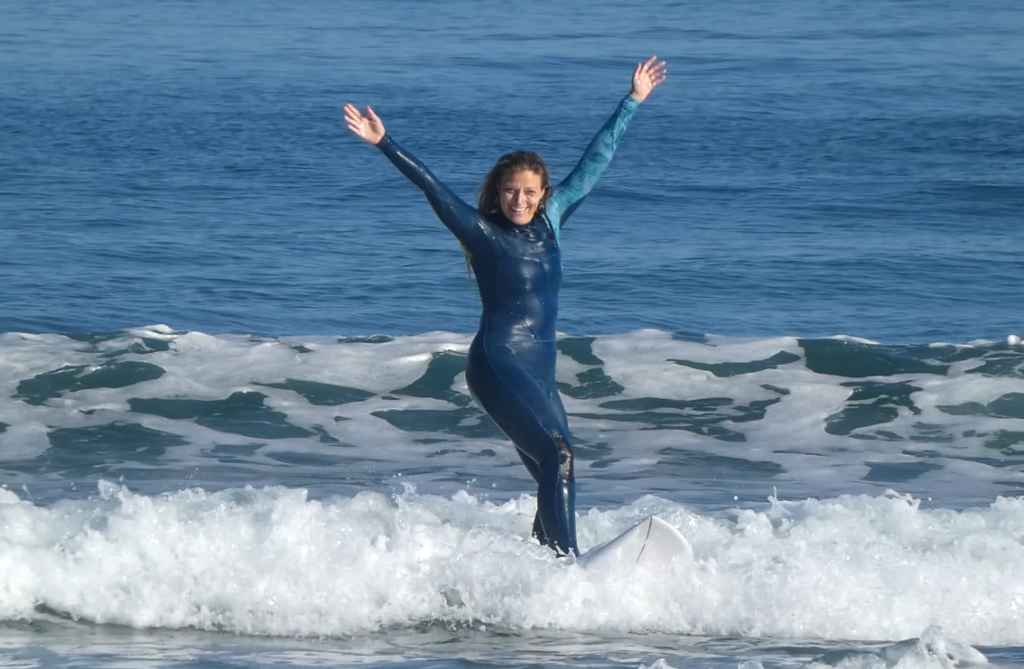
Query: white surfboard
577 515 691 571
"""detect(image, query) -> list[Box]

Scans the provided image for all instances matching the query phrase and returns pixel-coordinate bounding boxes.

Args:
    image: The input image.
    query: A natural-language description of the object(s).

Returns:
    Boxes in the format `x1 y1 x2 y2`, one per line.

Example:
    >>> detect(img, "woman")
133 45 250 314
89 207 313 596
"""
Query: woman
344 56 667 556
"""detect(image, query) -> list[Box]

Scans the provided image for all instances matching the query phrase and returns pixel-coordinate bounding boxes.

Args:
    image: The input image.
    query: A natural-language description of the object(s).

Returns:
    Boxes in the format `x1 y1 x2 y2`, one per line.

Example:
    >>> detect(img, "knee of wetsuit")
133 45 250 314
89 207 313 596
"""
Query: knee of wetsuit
553 434 574 483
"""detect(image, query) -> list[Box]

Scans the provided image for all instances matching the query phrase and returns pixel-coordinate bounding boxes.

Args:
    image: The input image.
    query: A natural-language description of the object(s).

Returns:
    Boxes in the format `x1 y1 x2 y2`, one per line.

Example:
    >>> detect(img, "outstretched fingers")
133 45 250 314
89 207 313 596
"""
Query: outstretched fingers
343 104 366 136
343 103 385 143
630 54 668 102
639 55 668 86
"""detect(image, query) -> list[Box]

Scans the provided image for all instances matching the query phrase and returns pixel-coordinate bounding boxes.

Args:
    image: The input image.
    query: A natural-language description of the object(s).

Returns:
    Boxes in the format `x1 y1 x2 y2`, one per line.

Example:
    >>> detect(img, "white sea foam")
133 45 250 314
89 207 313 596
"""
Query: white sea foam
0 481 1019 649
0 328 1023 650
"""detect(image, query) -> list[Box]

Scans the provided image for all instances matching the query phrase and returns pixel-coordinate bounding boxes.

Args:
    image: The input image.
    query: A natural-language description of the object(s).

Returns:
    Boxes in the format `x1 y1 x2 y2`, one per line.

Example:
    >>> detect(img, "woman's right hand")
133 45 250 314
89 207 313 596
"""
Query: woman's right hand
344 104 386 145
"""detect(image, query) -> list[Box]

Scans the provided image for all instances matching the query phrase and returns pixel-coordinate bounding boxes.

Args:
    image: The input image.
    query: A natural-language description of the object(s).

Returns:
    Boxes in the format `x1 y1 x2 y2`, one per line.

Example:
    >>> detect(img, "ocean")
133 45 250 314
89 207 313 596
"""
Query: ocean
1 0 1023 668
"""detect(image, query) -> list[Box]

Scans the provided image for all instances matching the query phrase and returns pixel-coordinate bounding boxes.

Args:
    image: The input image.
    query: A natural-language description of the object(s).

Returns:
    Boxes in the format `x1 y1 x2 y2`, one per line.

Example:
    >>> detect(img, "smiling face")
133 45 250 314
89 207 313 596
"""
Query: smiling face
499 170 545 225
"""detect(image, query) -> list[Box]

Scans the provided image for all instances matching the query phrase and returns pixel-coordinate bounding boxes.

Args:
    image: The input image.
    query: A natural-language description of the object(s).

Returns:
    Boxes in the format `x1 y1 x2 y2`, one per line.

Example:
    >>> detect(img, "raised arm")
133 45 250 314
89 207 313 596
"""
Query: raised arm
546 56 667 239
343 104 487 250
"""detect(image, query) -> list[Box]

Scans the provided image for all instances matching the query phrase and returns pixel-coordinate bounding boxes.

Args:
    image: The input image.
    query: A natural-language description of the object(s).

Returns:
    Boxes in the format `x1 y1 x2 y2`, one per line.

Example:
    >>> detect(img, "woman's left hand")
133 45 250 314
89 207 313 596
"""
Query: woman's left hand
630 55 668 103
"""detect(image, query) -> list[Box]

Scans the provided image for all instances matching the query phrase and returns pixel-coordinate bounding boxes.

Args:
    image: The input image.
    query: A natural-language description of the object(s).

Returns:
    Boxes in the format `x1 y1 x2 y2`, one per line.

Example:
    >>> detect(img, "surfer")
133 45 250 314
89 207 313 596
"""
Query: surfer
344 56 667 556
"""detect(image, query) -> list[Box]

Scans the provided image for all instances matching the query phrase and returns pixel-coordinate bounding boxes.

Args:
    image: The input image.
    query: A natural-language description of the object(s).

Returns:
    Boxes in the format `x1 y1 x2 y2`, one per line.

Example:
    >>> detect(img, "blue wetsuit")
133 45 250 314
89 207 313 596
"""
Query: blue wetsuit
376 95 639 556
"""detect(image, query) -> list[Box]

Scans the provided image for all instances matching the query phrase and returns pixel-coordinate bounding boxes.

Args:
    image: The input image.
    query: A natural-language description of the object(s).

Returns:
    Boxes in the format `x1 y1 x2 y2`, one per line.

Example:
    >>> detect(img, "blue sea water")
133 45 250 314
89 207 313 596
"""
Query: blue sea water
2 1 1024 668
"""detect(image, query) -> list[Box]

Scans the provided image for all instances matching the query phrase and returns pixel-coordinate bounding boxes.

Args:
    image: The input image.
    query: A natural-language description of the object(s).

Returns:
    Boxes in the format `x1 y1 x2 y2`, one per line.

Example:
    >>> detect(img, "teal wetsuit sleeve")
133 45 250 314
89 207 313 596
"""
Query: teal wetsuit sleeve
376 135 488 251
545 95 640 242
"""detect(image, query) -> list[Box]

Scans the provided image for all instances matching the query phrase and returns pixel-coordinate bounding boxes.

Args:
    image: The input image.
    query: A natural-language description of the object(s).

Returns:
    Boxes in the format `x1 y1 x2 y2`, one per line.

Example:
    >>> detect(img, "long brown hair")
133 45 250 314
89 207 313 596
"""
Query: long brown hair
477 151 552 217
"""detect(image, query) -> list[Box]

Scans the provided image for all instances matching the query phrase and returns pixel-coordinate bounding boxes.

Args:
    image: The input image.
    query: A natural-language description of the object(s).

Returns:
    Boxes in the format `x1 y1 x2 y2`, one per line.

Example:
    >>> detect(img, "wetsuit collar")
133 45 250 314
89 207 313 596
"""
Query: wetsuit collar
491 211 555 239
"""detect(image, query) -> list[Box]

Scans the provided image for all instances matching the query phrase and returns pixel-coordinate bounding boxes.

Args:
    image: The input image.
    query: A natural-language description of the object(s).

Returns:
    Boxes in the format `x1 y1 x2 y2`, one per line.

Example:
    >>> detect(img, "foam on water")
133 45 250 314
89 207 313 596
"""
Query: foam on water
0 481 1017 651
647 629 990 669
1 327 1024 508
1 326 1023 662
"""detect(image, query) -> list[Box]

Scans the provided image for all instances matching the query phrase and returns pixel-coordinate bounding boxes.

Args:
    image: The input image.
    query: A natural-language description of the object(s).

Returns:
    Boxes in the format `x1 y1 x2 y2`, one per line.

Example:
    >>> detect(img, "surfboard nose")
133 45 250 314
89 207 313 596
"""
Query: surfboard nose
577 515 692 571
